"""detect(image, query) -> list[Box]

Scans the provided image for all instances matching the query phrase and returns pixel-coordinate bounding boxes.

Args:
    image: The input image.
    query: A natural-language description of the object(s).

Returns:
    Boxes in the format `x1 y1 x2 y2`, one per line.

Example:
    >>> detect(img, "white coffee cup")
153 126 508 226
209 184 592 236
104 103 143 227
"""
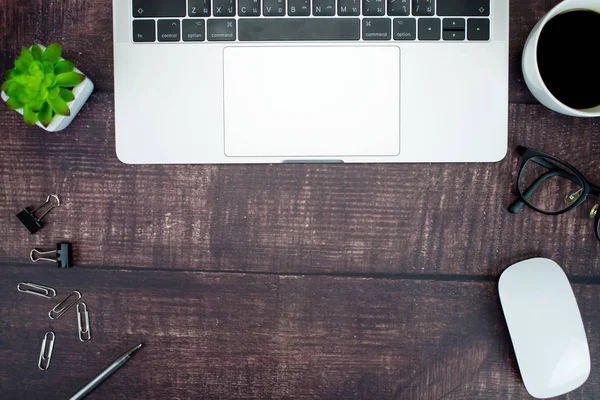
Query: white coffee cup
522 0 600 117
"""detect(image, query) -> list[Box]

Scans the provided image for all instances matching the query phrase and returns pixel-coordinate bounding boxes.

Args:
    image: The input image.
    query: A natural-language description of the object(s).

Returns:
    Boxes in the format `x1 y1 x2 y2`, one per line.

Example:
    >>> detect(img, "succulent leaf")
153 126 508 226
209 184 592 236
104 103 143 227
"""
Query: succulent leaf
38 102 53 127
54 60 74 75
31 44 43 61
59 88 75 102
6 97 24 110
55 72 85 88
43 43 62 64
23 105 38 126
2 80 25 97
47 86 60 100
48 96 70 116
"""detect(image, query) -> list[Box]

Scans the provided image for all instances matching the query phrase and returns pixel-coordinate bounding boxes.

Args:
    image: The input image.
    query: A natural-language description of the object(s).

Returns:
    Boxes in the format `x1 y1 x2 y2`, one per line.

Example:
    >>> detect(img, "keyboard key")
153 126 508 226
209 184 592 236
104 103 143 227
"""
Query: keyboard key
264 0 285 15
133 0 186 17
182 19 206 41
388 0 409 16
189 0 211 16
438 0 489 16
214 0 235 16
239 0 261 15
362 18 391 40
288 0 310 15
443 29 464 40
238 18 360 40
412 0 433 16
207 19 236 40
418 18 440 40
443 18 465 30
338 0 359 16
363 0 385 16
314 0 335 16
157 20 181 42
393 18 416 40
467 18 489 40
133 20 156 42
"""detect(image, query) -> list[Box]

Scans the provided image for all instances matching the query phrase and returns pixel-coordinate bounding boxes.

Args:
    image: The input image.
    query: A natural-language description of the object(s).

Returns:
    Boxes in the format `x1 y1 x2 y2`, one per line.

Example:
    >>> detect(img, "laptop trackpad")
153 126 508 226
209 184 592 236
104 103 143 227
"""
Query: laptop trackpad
223 47 400 158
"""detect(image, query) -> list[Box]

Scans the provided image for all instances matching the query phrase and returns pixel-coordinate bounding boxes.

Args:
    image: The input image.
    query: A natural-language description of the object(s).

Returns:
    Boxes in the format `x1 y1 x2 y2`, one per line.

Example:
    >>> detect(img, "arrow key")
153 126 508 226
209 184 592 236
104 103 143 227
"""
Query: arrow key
443 29 465 40
418 18 440 40
467 18 489 41
443 18 465 30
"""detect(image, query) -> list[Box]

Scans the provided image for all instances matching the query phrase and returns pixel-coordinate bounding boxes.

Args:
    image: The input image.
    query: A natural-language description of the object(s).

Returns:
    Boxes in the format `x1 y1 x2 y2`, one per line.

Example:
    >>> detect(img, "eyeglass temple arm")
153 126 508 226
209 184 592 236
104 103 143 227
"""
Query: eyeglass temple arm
508 169 579 213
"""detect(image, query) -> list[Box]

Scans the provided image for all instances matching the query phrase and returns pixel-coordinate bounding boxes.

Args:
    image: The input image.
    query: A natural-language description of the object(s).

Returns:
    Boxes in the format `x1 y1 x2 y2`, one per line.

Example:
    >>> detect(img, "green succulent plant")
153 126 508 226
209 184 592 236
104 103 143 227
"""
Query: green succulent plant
1 43 85 127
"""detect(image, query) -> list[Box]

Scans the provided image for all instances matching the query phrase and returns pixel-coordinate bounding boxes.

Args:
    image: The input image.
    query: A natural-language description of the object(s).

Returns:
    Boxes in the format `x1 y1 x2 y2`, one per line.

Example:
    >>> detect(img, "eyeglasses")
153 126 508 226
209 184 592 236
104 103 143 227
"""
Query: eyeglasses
508 146 600 241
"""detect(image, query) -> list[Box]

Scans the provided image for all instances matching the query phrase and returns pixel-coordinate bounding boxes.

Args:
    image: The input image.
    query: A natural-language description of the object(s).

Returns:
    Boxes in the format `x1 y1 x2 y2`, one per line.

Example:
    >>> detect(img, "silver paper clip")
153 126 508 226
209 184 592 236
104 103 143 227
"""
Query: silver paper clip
38 331 55 370
17 282 56 298
49 290 82 320
77 302 91 342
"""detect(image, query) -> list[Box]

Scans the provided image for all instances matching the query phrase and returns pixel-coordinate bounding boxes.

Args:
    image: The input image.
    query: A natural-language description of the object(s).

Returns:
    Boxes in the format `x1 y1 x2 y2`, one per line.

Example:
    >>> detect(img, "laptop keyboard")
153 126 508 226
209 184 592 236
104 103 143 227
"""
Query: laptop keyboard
132 0 491 42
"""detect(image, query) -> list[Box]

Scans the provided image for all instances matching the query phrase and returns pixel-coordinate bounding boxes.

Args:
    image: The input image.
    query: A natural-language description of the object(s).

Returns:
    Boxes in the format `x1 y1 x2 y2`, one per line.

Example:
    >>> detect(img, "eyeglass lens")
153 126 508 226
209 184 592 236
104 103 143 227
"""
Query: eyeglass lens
518 156 584 213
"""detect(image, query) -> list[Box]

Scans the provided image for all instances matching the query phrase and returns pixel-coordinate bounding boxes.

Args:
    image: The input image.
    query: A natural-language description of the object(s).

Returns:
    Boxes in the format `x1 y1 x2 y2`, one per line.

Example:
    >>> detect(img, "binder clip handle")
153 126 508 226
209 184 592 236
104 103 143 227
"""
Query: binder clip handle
16 194 61 234
30 242 73 268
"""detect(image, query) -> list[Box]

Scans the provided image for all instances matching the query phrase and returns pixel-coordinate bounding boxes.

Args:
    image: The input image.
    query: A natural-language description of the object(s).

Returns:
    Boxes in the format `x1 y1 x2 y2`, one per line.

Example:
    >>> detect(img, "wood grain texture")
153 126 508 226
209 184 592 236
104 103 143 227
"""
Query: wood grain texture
1 266 600 400
0 97 599 275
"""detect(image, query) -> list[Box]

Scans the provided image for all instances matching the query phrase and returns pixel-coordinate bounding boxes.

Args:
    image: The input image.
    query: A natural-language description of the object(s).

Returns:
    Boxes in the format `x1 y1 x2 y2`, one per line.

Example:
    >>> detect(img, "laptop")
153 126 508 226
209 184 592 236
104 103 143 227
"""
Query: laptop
112 0 508 164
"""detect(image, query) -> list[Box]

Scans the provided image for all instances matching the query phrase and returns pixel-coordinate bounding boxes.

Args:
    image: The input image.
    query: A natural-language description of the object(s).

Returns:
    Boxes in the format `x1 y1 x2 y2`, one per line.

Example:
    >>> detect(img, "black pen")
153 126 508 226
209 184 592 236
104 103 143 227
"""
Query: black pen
69 343 143 400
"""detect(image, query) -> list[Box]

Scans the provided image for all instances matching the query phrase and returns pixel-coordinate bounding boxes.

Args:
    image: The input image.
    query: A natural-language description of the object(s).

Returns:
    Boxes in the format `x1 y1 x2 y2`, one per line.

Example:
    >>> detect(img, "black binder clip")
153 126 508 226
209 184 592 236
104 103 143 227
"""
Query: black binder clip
30 242 73 268
16 194 61 234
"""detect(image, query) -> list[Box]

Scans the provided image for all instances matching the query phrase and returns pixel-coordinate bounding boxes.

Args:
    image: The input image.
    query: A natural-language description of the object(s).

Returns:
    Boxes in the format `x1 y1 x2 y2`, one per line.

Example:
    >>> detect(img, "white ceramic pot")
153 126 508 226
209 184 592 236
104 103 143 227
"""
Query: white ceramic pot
1 45 94 132
522 0 600 117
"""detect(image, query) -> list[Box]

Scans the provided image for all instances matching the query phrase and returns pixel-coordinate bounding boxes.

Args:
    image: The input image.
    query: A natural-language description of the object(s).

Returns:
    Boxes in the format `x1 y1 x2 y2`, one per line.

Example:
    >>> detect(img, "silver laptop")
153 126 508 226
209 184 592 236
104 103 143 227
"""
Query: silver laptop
112 0 508 164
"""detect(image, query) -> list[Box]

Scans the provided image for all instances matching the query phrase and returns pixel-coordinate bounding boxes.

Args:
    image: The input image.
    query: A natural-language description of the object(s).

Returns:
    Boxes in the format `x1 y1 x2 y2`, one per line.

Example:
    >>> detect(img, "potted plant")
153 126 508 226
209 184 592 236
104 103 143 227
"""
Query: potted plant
1 43 94 132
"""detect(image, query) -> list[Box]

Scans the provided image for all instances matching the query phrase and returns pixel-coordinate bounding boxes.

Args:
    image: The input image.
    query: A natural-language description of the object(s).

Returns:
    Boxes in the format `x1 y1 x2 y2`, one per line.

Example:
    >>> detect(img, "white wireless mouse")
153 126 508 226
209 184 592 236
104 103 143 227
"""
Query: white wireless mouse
499 258 590 399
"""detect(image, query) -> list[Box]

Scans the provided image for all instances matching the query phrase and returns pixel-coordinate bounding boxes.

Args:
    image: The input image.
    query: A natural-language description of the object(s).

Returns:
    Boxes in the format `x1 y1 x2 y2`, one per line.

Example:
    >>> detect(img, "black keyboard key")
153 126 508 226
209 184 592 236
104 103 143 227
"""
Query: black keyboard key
438 0 489 16
214 0 236 16
133 0 186 17
388 0 409 16
467 18 489 40
239 0 261 15
183 19 206 41
189 0 211 16
393 18 416 40
133 20 156 42
412 0 433 16
443 30 464 40
238 18 360 40
443 18 465 30
363 0 385 16
362 18 391 40
264 0 285 15
418 18 440 40
157 20 181 42
207 19 236 40
288 0 310 15
314 0 335 16
338 0 359 16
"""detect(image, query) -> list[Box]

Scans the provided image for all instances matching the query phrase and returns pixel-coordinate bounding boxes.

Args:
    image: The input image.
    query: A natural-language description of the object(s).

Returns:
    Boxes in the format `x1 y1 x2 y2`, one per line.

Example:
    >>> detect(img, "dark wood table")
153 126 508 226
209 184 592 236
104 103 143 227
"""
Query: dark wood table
1 1 599 399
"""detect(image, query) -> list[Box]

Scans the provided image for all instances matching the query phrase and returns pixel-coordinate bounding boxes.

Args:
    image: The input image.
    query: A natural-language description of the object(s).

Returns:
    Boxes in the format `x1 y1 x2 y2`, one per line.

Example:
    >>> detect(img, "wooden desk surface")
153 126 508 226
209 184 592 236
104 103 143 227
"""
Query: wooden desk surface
1 1 599 399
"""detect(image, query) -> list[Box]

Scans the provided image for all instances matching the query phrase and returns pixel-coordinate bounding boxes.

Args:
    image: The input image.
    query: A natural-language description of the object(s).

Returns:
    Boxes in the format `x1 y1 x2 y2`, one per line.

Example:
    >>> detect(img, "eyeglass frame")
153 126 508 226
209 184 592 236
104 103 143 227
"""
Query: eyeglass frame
508 146 600 241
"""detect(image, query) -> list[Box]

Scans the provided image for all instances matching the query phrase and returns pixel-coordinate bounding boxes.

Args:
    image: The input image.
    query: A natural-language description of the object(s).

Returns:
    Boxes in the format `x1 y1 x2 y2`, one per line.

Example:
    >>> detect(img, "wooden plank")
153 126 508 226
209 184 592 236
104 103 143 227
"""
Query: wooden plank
1 97 599 275
1 266 599 399
0 0 563 103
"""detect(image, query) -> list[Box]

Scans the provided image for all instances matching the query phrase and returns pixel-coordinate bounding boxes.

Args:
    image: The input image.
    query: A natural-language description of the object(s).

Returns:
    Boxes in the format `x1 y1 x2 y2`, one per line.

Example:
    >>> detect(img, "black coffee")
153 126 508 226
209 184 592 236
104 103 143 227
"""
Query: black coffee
537 10 600 110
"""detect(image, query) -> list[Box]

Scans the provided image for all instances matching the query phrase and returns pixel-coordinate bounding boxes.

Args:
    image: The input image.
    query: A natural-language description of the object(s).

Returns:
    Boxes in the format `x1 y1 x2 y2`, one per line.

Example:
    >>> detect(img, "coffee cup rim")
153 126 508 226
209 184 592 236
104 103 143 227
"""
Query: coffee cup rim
528 0 600 116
